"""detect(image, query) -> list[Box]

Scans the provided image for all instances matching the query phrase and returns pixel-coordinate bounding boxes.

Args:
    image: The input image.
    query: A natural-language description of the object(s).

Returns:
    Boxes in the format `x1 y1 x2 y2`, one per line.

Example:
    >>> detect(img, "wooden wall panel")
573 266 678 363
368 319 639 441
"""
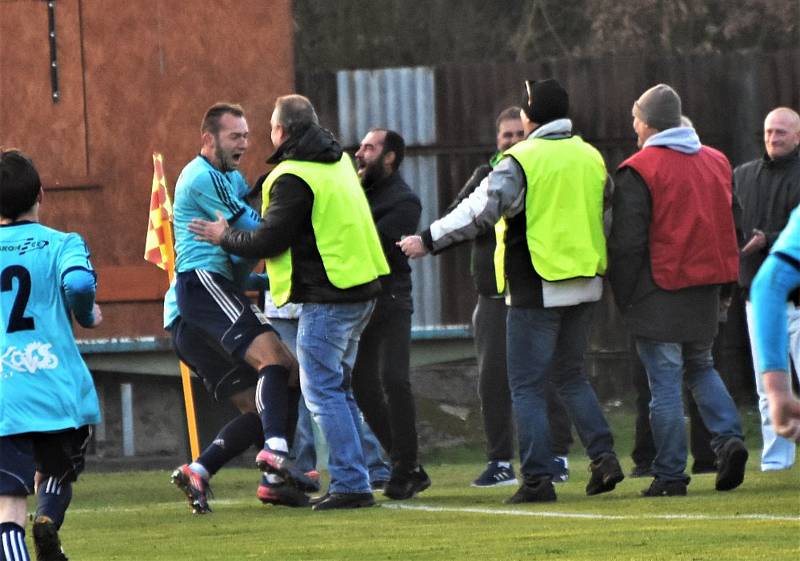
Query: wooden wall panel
2 0 294 338
0 0 88 178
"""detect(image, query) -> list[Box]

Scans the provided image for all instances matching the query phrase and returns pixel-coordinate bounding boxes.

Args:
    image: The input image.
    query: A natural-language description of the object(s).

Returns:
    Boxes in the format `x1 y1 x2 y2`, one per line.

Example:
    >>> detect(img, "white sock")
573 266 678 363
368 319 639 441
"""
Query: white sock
265 437 288 453
189 462 210 481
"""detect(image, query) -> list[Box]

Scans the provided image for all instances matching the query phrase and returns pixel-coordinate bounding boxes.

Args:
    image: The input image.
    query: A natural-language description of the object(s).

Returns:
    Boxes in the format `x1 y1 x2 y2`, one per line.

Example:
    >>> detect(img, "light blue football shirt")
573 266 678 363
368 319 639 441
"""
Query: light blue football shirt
173 155 260 279
0 222 101 436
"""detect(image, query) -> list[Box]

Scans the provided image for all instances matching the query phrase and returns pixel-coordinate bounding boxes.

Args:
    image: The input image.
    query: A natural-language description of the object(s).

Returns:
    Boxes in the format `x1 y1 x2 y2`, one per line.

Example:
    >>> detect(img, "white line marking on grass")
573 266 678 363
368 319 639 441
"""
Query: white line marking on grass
67 499 800 522
382 503 800 522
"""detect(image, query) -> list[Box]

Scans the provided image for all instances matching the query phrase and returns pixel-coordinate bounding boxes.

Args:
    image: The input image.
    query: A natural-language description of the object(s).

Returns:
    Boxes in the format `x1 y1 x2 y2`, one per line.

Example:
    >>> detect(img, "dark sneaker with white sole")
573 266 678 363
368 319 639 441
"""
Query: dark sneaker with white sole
472 461 518 488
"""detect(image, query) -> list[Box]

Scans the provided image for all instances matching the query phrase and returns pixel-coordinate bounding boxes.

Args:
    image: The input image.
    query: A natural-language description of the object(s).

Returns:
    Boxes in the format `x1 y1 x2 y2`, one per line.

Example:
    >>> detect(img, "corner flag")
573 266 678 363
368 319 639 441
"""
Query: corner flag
144 153 175 275
144 152 201 460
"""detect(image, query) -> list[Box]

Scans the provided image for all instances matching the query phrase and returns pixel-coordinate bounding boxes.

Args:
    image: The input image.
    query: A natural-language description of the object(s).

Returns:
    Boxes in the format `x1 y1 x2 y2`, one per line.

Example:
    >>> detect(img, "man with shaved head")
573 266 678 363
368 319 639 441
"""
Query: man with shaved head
735 107 800 472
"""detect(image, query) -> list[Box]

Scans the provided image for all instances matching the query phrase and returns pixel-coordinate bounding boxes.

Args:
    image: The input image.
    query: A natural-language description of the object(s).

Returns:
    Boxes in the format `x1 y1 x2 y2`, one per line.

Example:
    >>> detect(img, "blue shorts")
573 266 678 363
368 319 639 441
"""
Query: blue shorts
175 270 275 360
0 426 91 496
171 316 259 402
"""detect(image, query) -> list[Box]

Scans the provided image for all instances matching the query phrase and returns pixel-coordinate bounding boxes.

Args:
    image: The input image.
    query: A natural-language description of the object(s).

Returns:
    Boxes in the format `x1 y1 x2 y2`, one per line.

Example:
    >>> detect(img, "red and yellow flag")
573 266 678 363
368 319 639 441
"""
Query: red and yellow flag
144 152 176 276
143 152 200 459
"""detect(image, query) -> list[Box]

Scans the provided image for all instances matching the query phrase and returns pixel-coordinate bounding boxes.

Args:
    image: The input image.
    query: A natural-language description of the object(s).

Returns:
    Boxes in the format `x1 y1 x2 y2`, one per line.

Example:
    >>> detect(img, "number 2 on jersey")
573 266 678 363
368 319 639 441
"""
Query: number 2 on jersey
1 265 35 332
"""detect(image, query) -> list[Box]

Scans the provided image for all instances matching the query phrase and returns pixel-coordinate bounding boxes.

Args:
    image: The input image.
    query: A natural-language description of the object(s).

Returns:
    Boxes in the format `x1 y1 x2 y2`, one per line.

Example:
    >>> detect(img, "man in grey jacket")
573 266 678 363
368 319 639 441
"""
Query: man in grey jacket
400 78 623 504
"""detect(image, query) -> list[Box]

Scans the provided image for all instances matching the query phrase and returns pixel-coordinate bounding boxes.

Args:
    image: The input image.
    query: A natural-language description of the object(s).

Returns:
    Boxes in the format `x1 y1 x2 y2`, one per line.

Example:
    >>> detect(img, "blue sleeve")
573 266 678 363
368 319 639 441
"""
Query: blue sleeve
63 269 97 327
750 253 800 373
58 234 97 327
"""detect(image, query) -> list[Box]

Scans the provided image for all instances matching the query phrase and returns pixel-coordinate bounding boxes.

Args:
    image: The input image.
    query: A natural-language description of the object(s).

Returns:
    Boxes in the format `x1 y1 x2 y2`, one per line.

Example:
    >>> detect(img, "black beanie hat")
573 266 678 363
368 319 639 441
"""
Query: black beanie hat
523 79 569 125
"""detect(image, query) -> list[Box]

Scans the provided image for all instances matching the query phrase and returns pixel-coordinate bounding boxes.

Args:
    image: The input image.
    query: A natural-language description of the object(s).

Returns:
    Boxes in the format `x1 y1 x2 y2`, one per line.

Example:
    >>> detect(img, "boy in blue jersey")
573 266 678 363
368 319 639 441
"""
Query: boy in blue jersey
0 149 102 561
169 103 313 513
751 205 800 442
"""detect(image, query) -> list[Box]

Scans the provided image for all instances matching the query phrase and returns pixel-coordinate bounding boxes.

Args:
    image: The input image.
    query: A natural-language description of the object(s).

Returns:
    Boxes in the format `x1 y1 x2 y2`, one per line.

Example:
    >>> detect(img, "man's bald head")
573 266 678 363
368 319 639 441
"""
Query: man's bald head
764 107 800 160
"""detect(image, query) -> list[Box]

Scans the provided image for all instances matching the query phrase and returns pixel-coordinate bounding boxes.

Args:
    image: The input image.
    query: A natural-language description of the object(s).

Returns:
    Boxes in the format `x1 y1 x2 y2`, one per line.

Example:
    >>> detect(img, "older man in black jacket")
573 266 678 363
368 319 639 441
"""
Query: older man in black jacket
735 107 800 472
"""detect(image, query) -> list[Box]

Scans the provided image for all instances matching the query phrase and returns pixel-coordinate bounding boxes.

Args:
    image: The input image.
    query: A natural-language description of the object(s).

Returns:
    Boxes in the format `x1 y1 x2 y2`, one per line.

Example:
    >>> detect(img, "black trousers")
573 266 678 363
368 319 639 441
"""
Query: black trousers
352 297 419 471
474 295 573 461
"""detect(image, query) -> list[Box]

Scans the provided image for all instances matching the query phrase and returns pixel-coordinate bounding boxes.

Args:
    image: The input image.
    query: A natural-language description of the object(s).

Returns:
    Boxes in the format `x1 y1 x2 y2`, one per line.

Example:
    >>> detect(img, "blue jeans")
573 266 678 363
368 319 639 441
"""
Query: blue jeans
635 338 744 481
293 394 390 481
273 317 390 481
506 303 615 481
296 301 375 494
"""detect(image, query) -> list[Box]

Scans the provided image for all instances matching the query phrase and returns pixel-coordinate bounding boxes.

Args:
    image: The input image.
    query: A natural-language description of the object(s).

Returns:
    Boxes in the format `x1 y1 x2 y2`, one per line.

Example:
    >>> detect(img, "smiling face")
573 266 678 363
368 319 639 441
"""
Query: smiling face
764 108 800 160
355 129 390 186
209 112 249 172
496 117 525 152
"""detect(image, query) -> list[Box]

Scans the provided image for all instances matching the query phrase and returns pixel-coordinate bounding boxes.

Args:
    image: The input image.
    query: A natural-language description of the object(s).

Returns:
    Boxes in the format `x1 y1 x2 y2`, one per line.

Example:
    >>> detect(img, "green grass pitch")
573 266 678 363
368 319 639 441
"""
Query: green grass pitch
29 412 800 560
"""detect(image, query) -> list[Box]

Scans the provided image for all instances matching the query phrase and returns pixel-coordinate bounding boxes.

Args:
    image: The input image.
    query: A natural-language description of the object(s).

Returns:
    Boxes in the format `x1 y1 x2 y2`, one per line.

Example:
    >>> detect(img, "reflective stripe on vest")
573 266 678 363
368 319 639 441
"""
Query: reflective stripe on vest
504 136 607 281
261 155 389 306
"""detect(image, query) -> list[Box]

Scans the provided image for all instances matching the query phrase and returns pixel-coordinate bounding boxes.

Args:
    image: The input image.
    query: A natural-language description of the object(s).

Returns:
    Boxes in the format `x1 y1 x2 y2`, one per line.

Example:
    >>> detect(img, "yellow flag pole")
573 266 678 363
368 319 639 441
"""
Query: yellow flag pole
163 228 202 460
149 152 201 460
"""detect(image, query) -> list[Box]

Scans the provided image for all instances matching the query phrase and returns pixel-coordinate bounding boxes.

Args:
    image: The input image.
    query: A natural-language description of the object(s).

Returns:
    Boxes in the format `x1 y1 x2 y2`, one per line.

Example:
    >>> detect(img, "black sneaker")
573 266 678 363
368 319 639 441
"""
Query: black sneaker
311 492 375 511
641 478 688 497
586 453 624 496
32 515 69 561
171 464 213 514
505 477 557 504
371 479 389 491
715 437 748 491
471 461 518 487
691 461 717 475
384 465 431 500
629 463 654 478
309 491 330 506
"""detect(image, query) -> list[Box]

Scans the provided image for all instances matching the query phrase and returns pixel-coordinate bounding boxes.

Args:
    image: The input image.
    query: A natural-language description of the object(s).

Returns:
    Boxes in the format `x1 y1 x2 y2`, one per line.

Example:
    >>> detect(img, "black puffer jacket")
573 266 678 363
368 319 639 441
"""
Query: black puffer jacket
364 172 421 310
734 148 800 293
221 124 381 303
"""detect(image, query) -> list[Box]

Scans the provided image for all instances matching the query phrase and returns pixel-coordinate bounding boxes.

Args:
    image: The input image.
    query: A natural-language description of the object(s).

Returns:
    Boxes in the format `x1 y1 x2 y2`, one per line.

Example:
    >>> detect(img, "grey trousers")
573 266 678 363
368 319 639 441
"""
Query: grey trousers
473 295 574 461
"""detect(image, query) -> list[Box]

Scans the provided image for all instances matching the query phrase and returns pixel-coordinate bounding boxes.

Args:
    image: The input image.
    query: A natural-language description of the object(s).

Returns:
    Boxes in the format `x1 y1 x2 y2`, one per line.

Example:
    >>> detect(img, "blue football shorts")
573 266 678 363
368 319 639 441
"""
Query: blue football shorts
175 270 275 360
170 316 260 402
0 426 92 496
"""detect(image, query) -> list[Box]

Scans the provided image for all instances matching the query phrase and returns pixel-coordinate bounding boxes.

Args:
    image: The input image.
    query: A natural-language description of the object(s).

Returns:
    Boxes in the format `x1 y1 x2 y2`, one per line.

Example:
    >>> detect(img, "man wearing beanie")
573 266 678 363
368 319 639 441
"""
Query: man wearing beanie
608 83 748 497
399 78 624 504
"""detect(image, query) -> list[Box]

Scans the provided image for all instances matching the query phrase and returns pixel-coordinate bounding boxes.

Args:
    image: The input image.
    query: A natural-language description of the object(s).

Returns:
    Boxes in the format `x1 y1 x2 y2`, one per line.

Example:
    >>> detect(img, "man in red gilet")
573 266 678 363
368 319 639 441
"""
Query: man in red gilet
608 83 747 497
